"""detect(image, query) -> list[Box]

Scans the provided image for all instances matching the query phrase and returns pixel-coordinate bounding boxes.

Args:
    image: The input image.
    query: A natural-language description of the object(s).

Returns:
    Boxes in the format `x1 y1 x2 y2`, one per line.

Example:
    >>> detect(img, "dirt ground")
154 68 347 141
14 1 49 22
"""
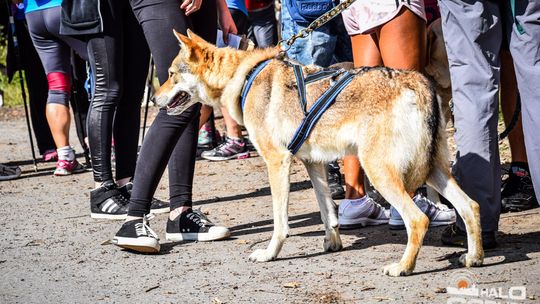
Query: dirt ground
1 107 539 304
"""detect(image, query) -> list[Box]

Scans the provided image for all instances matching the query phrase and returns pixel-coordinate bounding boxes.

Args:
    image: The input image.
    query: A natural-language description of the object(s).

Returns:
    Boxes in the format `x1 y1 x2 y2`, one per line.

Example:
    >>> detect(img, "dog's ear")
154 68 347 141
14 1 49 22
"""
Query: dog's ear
186 29 209 46
174 29 191 48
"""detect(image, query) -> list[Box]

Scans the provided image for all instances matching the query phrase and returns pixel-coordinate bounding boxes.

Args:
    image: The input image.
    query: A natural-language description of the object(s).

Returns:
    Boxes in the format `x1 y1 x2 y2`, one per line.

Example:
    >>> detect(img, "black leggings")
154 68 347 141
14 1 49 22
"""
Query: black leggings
127 0 217 217
86 0 151 182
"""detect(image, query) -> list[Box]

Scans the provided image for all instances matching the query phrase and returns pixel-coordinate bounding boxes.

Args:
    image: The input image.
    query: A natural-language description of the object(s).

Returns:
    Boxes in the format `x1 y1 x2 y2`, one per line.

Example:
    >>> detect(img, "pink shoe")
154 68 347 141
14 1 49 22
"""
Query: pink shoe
43 150 58 162
54 159 85 176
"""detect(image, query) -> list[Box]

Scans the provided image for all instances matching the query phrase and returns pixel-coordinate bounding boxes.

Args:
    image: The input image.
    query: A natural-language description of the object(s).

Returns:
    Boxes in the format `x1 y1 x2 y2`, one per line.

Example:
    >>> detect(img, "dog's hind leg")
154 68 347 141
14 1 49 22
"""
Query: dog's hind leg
249 151 292 262
363 164 429 276
426 162 484 267
303 161 343 252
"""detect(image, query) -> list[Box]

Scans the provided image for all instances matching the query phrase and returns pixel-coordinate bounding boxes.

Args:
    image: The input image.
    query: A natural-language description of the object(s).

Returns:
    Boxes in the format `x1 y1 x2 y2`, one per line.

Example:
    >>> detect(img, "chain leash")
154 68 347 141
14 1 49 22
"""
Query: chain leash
278 0 357 53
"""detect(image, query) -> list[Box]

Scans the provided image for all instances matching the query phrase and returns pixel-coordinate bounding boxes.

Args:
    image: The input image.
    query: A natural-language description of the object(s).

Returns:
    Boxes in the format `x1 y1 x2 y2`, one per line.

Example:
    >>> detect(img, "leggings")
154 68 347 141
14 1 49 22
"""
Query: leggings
86 0 151 182
25 6 87 106
127 0 217 217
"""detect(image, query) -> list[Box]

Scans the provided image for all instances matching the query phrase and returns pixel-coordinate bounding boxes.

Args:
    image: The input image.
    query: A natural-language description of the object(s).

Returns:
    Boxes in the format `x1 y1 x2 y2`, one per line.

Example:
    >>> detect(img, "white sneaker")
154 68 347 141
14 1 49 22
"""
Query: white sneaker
389 193 456 230
338 196 390 229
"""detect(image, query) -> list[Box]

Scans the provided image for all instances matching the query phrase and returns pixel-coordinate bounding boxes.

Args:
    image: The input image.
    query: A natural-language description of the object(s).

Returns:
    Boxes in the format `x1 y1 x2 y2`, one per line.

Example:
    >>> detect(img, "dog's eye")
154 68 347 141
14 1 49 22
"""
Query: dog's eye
168 70 174 78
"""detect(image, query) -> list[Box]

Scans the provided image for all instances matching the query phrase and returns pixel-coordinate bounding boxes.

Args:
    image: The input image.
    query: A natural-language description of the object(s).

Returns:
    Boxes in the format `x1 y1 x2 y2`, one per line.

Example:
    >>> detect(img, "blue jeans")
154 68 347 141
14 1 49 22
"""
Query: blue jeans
280 3 352 67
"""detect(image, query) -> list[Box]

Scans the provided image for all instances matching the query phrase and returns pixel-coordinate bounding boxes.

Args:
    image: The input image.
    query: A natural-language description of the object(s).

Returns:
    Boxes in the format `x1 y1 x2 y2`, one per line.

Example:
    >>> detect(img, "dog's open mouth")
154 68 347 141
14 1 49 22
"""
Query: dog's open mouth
166 91 190 114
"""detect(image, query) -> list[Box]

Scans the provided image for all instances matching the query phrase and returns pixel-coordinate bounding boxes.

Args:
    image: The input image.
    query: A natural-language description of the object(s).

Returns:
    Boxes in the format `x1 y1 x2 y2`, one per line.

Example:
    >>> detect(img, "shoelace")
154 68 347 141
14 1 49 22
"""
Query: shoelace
134 214 159 240
188 208 214 227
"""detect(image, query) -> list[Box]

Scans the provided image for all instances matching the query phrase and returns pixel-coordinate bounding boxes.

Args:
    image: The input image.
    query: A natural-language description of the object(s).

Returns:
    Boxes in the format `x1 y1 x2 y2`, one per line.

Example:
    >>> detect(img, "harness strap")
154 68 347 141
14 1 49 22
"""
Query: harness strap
304 68 344 84
240 59 272 111
287 71 356 155
293 65 308 114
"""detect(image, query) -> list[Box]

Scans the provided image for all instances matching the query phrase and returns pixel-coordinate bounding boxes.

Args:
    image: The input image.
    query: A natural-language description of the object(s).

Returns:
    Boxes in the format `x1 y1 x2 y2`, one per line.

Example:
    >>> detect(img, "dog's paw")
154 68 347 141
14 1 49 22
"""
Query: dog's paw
459 253 484 267
323 233 343 252
249 249 276 262
383 263 413 277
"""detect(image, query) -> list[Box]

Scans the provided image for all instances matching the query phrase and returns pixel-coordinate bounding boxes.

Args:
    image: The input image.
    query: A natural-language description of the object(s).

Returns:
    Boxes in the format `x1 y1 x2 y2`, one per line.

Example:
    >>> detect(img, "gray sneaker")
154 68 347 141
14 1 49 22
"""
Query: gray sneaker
201 136 250 161
389 193 456 230
338 196 390 229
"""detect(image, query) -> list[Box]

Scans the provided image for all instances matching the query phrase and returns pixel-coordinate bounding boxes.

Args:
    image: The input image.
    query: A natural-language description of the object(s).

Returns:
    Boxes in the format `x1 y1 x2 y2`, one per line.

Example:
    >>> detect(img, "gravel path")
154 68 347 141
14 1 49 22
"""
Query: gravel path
1 107 538 303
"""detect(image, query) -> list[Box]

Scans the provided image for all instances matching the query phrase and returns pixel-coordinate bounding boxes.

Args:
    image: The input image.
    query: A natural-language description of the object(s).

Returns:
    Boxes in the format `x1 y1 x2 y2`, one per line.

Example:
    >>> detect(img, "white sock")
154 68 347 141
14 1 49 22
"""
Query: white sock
57 146 75 161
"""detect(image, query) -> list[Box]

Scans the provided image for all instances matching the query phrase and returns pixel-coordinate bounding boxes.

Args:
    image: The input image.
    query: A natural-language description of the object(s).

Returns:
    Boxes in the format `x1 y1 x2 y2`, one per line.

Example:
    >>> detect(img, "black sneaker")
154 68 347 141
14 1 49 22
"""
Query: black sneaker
119 182 170 214
0 164 21 181
328 161 345 200
166 208 230 242
441 223 498 249
501 164 538 212
90 181 129 219
112 215 160 253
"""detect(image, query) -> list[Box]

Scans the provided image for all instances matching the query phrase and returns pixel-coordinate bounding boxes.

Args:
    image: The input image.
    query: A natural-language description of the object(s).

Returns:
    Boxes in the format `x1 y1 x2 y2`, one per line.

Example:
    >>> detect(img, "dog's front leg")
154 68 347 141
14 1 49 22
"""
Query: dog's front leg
303 161 342 252
249 152 292 262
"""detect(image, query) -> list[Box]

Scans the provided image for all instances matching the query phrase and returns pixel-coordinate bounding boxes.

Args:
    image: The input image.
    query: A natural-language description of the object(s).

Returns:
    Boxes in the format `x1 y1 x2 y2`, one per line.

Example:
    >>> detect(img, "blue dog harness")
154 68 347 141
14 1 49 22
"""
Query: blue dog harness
240 59 356 155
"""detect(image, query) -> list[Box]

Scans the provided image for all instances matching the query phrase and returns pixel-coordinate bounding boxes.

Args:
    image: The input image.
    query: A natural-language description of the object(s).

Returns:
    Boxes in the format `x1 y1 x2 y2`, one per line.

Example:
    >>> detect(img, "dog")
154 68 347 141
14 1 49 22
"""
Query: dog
154 30 484 276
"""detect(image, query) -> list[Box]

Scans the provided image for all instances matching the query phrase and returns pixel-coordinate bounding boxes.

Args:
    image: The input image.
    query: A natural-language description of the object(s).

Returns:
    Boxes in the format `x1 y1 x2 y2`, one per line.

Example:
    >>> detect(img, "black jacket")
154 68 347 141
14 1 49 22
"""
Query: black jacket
60 0 103 35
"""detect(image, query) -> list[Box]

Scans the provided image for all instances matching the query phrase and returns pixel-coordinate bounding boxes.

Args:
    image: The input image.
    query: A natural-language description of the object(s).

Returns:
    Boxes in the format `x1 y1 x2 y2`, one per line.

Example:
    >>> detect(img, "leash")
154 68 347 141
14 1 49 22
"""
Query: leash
278 0 357 53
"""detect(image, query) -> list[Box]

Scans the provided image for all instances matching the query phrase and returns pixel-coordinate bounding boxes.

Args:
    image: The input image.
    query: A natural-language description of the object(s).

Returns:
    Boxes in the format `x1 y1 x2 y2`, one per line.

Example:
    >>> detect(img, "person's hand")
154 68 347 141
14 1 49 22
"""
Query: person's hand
180 0 203 15
216 0 237 43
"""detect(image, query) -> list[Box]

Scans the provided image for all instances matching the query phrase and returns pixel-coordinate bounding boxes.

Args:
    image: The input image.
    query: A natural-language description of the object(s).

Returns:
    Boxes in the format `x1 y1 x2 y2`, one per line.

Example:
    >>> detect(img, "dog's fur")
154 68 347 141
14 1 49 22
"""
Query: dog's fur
154 30 484 276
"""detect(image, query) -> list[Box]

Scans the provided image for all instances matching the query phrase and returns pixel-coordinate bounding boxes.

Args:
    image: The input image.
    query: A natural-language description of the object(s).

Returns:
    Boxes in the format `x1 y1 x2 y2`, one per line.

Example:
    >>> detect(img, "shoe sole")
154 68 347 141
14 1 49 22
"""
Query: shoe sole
112 237 160 253
166 230 231 242
54 167 86 176
339 218 388 230
150 207 170 214
389 219 456 230
91 213 127 220
201 152 250 161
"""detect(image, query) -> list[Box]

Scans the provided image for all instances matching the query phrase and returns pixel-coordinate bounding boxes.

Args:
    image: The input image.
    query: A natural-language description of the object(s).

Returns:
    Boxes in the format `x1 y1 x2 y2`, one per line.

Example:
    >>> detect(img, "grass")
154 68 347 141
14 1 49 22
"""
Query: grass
1 25 27 107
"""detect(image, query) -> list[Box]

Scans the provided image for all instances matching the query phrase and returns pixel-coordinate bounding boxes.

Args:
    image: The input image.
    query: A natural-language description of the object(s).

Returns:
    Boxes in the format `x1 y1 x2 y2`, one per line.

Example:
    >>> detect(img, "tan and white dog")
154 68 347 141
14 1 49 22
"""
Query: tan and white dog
154 30 484 276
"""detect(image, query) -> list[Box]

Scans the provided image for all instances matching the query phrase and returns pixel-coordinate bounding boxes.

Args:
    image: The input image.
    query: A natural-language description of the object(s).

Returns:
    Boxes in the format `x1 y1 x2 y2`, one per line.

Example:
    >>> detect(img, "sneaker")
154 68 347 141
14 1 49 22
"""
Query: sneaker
338 196 390 229
118 182 170 214
201 136 250 161
501 164 538 212
112 215 160 253
389 191 456 230
328 162 345 200
166 208 230 242
441 223 498 249
54 159 86 176
90 181 129 219
42 149 58 162
0 164 22 181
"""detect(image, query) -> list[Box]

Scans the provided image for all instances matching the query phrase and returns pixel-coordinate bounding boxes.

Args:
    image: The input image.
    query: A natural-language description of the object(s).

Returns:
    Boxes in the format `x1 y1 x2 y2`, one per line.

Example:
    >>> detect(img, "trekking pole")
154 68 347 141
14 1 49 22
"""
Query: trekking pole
5 0 38 172
141 57 154 143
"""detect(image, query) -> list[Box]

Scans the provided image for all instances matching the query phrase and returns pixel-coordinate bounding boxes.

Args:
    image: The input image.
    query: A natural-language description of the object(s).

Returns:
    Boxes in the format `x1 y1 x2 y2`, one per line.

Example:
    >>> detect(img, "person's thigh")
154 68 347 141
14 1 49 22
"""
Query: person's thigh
350 33 382 67
505 0 540 201
378 7 426 70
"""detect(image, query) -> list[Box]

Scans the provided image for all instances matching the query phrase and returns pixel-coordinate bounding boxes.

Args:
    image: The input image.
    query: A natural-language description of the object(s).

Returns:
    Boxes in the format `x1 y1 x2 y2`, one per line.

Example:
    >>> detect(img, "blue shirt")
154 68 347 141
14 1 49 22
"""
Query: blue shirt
226 0 248 16
24 0 62 14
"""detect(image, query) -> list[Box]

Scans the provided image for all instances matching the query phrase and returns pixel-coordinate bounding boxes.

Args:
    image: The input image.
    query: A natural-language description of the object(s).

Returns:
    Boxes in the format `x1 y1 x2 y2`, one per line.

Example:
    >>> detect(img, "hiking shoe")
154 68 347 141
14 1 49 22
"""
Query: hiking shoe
166 208 230 242
338 196 390 229
42 149 58 162
54 159 85 176
90 181 129 219
441 223 498 249
201 136 250 161
501 164 538 212
389 192 456 230
118 182 170 214
0 164 22 181
328 161 345 200
112 215 160 253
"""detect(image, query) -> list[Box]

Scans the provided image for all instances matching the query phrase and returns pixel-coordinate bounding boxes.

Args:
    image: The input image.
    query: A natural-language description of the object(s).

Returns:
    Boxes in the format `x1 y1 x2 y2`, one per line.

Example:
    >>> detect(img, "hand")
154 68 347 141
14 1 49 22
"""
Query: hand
216 0 238 43
180 0 203 15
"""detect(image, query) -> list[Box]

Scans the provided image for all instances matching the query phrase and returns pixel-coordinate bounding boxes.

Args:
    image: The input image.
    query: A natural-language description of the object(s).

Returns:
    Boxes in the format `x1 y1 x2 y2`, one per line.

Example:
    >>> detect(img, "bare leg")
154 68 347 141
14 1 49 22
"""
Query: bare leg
249 150 292 262
199 105 213 129
46 103 71 148
303 161 342 252
221 107 243 139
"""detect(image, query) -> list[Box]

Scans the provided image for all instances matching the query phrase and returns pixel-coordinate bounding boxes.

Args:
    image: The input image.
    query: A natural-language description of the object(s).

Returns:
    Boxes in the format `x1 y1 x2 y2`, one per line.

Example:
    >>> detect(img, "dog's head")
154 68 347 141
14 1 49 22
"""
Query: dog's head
153 30 219 115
